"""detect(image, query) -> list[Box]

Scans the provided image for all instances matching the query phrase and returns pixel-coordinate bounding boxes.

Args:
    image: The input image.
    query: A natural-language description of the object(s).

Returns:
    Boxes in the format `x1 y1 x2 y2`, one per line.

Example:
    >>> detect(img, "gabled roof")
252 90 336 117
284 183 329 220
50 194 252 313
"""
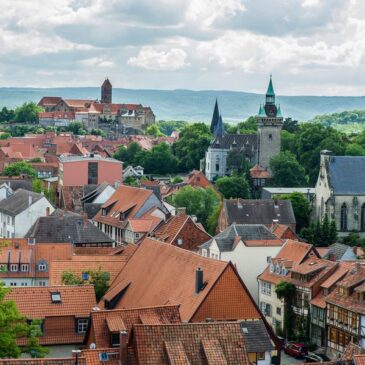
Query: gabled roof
0 189 46 216
102 238 260 321
324 242 357 261
327 156 365 195
94 186 158 228
129 322 249 365
49 256 128 285
5 285 96 318
241 320 274 353
85 305 181 348
223 199 296 227
38 96 62 107
250 164 270 179
26 211 113 245
201 224 282 252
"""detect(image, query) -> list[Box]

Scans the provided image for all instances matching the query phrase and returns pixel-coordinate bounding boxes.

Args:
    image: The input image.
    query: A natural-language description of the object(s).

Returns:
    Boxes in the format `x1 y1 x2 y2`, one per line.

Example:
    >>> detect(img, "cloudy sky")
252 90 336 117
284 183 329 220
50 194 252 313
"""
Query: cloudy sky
0 0 364 95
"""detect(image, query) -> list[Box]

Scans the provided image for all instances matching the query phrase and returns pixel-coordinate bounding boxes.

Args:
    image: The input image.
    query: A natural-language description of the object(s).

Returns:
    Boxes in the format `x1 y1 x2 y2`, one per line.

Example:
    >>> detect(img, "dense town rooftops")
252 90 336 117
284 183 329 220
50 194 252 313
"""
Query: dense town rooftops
101 237 261 321
85 304 181 348
0 189 46 216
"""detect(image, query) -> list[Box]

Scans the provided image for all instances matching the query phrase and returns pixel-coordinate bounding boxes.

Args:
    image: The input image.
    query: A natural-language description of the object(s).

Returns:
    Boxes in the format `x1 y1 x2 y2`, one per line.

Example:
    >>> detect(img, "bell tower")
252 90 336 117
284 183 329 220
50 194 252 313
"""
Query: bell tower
256 75 283 171
101 78 112 104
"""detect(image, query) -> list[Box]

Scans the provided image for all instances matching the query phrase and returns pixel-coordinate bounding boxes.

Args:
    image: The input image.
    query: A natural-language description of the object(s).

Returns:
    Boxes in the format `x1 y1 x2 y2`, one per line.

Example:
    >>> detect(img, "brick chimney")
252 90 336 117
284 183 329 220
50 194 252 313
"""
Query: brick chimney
119 330 128 365
46 207 50 217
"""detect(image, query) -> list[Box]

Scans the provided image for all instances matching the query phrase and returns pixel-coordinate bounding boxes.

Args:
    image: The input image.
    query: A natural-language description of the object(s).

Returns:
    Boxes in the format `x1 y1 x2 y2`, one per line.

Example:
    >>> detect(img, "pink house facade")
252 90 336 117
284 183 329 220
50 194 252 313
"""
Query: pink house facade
59 154 123 187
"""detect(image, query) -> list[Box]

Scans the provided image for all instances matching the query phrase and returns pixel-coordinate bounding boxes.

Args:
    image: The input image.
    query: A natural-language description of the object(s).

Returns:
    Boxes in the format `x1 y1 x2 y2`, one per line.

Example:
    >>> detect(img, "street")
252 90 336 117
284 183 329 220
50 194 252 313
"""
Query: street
281 351 304 365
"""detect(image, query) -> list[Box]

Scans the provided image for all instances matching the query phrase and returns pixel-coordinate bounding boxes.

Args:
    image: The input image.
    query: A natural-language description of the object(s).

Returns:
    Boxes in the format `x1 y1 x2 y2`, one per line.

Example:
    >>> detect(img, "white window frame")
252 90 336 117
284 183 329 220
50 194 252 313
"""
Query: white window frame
38 263 47 271
21 264 29 272
77 318 89 333
261 281 271 296
10 264 18 272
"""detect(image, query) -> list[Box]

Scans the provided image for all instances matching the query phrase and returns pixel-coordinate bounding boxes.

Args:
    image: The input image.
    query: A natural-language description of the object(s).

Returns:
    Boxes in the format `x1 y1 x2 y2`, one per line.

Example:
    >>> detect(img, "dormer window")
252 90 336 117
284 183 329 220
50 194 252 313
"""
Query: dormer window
275 265 281 274
102 209 107 216
10 264 18 272
269 263 274 273
120 212 126 221
50 292 61 303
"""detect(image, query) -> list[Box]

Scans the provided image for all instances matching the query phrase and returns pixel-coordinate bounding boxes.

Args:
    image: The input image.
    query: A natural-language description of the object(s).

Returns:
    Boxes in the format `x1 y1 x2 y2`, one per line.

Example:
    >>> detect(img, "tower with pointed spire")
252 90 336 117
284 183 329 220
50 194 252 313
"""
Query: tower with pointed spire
256 75 283 171
210 99 220 133
101 78 112 104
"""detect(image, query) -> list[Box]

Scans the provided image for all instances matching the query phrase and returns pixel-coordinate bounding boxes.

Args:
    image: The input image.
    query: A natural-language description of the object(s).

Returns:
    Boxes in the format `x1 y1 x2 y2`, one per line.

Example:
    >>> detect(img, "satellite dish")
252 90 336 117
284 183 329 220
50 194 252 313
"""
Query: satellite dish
90 343 96 349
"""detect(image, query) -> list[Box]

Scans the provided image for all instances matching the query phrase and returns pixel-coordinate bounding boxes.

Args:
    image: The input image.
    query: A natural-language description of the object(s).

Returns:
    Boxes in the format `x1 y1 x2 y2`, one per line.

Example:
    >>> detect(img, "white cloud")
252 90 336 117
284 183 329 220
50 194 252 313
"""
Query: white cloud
128 46 189 70
80 57 115 67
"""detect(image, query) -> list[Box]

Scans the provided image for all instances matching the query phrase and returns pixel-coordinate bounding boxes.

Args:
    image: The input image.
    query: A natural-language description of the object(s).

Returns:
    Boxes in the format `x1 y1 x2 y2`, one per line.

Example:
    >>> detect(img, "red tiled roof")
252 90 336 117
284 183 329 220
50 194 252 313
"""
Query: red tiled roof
49 256 128 285
5 285 96 318
102 238 260 321
94 186 153 228
39 112 75 119
354 355 365 365
130 322 249 365
85 305 181 348
38 96 62 107
250 164 270 179
81 349 119 365
184 170 214 190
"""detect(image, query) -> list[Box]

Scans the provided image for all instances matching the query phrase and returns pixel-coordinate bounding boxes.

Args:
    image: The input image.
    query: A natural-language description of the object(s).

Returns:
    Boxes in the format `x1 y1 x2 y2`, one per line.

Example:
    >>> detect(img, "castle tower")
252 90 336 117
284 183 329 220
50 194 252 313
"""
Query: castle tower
256 75 283 171
101 78 112 104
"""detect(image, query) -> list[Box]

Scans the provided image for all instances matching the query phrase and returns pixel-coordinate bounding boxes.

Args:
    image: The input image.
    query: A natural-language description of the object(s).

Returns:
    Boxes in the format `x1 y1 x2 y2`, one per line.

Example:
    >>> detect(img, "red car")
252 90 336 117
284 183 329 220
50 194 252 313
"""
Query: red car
284 343 308 358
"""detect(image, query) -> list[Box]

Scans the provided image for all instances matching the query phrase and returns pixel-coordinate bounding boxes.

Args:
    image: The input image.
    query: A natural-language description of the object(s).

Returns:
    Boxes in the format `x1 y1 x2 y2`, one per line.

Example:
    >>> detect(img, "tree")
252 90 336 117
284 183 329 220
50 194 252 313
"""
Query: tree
0 284 47 358
171 176 183 184
90 128 106 137
282 118 299 133
66 122 87 135
156 120 188 136
0 107 15 123
61 268 110 302
299 217 337 246
237 116 258 134
142 143 178 175
173 123 212 172
0 132 10 140
123 176 139 186
3 161 37 178
172 186 220 229
269 151 308 187
345 143 365 156
113 142 145 167
145 124 165 137
14 102 43 124
226 149 250 175
279 192 310 231
275 281 296 339
216 175 250 199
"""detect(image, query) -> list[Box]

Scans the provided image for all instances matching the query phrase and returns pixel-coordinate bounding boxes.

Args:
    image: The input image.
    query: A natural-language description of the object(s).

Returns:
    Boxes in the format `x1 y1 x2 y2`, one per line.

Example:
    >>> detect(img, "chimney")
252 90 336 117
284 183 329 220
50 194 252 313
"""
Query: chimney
46 207 50 217
28 195 32 207
119 330 128 365
177 207 186 216
195 267 204 294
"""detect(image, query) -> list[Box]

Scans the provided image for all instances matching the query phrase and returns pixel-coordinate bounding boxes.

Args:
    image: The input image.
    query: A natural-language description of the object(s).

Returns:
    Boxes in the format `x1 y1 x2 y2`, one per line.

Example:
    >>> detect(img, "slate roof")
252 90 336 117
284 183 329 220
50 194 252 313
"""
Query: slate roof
241 320 274 353
223 199 296 227
0 189 45 216
0 179 33 192
324 242 356 261
327 156 365 195
26 210 114 245
200 224 281 252
210 133 258 152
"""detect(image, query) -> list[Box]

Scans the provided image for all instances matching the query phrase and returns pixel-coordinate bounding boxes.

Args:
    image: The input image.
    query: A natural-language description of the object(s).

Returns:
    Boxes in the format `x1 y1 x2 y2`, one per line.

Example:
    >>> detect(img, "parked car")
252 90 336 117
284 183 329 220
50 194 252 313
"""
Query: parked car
284 343 309 358
304 353 323 363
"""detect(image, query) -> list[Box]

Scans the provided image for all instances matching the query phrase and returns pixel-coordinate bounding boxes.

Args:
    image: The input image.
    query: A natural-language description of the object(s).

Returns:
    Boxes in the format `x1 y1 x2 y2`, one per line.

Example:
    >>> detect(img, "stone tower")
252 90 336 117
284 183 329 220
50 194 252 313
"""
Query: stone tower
256 76 283 171
101 78 112 104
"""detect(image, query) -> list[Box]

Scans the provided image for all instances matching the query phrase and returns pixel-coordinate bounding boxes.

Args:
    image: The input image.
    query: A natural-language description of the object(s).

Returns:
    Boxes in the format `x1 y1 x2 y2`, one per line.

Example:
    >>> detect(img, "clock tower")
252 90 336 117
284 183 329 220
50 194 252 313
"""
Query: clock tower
256 75 283 172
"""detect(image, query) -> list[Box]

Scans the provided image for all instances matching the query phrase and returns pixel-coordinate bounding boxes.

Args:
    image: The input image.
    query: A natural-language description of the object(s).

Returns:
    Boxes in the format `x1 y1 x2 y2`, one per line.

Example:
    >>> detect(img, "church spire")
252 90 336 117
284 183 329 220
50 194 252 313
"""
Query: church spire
210 99 220 133
214 114 226 136
265 75 275 105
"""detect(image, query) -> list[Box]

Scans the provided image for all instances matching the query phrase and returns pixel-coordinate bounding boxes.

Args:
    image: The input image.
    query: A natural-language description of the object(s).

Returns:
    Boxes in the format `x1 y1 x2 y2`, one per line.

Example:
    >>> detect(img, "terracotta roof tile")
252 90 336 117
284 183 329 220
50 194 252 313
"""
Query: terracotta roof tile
85 305 181 348
250 164 270 179
82 349 119 365
49 256 128 285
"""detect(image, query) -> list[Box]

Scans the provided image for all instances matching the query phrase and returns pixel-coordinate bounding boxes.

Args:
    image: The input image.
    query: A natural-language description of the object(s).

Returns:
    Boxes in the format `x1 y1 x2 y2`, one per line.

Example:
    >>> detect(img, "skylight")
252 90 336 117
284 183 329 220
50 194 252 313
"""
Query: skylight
50 292 61 303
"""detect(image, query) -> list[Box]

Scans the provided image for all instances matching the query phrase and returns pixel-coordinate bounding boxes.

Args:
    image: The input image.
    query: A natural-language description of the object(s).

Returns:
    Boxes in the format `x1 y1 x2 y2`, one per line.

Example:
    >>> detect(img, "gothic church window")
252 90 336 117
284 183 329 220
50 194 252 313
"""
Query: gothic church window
341 203 348 231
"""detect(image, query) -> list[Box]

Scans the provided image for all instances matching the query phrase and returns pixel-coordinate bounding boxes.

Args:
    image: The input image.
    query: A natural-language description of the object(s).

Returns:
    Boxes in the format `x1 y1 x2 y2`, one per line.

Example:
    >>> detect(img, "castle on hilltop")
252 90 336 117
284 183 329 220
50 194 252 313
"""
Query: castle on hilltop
204 76 283 181
38 78 155 133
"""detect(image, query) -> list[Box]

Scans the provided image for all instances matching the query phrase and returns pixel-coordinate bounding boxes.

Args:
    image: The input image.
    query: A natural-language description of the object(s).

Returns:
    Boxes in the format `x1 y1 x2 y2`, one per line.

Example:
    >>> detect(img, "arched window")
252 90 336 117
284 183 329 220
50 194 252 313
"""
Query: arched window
340 203 348 232
215 156 220 172
361 204 365 232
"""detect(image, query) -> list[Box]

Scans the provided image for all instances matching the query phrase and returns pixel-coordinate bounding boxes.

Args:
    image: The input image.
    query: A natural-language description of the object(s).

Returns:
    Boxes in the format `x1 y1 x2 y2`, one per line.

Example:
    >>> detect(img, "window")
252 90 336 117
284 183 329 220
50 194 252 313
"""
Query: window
21 264 29 272
77 318 89 333
39 281 46 286
38 262 47 271
0 264 7 272
10 282 17 286
257 353 265 360
111 332 120 347
269 264 274 273
260 302 272 317
261 282 271 296
82 272 89 281
51 292 61 303
341 203 348 231
268 134 272 140
88 162 98 184
276 307 281 316
10 264 18 272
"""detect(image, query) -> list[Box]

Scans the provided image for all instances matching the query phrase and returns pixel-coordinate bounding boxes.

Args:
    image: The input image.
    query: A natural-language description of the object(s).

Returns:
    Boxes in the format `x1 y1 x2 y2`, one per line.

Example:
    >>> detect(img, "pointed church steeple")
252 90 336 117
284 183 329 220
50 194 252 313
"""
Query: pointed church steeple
258 104 266 117
210 99 220 133
214 114 226 136
265 75 275 105
277 104 283 118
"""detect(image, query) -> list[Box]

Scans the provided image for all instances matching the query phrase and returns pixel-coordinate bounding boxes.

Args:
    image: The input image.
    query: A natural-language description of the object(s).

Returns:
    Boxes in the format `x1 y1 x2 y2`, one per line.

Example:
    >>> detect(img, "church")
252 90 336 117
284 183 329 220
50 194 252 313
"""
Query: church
203 76 283 181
